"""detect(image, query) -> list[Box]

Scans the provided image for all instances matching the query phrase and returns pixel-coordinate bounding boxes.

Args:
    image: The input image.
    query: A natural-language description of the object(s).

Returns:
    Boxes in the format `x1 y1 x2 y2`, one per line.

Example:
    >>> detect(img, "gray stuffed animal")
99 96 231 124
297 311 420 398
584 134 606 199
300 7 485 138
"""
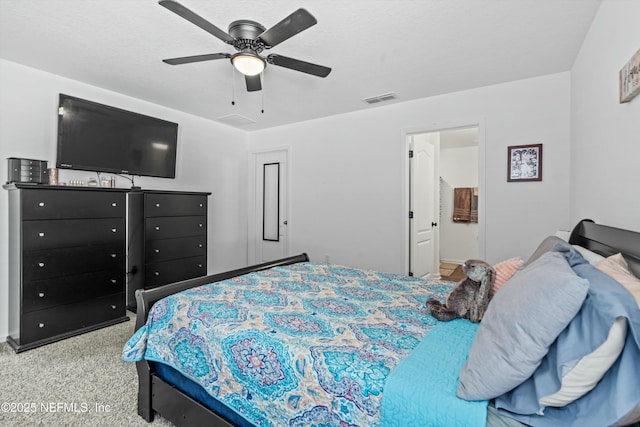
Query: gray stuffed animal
426 259 496 323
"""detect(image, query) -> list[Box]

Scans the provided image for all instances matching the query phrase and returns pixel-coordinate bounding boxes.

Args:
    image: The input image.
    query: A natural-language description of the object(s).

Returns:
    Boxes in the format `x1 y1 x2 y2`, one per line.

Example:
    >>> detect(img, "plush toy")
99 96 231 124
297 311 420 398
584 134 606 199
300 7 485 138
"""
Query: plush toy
426 259 496 323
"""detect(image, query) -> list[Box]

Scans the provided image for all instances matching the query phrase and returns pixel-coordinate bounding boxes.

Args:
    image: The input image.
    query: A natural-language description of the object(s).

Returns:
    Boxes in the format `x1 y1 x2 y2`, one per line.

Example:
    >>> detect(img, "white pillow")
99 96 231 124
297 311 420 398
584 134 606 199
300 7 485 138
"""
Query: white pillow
539 317 627 407
572 245 605 265
596 253 640 308
553 231 606 265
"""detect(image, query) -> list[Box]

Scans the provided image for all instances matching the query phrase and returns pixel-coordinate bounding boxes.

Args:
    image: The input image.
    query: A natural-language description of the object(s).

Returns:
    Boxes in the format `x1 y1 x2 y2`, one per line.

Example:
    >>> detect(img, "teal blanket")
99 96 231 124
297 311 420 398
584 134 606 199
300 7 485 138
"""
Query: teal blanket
381 319 487 427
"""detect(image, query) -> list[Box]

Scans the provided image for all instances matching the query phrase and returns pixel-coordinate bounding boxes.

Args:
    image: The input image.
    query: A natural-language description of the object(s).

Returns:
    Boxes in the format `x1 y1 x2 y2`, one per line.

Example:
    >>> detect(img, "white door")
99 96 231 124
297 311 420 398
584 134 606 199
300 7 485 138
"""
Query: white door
409 133 440 278
252 149 288 263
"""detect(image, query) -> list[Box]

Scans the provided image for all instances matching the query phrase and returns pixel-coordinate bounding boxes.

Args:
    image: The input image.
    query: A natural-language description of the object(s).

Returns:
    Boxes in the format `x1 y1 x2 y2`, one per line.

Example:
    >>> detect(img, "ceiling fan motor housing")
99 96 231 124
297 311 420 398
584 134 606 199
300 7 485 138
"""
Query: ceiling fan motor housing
228 20 266 51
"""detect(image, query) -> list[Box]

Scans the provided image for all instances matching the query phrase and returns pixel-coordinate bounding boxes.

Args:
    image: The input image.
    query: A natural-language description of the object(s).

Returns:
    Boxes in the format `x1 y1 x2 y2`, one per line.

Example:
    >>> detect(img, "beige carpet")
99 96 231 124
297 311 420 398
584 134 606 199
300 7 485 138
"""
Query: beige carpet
0 315 172 427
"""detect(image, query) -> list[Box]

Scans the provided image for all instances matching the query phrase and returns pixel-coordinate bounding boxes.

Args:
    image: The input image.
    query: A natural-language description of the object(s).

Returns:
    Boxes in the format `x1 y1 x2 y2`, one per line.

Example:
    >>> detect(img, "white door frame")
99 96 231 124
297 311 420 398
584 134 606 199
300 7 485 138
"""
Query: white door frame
401 119 486 275
248 146 291 264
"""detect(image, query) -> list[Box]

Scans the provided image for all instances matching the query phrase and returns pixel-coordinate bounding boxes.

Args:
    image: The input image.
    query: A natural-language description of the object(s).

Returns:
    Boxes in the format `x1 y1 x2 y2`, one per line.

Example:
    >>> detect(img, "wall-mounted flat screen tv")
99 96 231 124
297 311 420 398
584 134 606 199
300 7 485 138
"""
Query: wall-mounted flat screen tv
56 94 178 178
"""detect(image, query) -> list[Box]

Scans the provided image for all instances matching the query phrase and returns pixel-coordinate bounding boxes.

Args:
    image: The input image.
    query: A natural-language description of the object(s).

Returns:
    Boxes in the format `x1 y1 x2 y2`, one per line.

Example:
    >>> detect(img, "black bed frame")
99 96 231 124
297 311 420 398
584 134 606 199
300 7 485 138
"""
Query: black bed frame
133 220 640 426
569 219 640 277
134 253 309 426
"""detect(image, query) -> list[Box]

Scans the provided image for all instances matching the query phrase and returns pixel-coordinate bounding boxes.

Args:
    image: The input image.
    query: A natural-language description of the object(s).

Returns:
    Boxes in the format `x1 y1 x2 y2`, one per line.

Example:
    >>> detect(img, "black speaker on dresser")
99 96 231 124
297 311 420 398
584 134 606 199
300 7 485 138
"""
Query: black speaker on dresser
7 157 48 184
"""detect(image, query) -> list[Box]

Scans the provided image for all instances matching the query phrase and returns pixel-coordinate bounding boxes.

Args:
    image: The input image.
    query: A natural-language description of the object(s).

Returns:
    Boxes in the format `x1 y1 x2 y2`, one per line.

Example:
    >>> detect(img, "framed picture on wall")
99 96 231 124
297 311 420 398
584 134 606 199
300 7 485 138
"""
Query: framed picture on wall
620 48 640 103
507 143 542 182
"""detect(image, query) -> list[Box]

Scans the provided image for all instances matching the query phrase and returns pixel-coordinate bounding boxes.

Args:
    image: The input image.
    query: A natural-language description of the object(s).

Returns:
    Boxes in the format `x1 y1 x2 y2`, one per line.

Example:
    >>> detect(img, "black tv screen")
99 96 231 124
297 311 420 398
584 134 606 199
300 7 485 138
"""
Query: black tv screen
56 94 178 178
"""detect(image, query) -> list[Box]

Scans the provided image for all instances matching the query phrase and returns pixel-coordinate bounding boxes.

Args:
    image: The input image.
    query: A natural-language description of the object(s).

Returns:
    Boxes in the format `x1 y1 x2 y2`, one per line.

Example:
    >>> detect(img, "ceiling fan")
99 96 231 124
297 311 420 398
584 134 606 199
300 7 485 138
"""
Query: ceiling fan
159 0 332 92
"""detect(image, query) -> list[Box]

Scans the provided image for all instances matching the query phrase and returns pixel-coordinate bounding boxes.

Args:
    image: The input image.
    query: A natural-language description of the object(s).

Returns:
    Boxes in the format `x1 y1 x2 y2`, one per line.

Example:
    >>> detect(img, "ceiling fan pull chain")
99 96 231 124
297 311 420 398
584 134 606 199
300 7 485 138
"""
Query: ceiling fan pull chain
231 66 236 106
261 73 265 114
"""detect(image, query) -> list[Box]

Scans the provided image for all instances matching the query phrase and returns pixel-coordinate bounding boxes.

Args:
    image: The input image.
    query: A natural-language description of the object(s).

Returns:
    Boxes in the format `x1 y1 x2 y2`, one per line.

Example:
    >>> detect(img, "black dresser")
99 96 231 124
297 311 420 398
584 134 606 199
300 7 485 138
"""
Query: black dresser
4 184 129 352
127 190 210 309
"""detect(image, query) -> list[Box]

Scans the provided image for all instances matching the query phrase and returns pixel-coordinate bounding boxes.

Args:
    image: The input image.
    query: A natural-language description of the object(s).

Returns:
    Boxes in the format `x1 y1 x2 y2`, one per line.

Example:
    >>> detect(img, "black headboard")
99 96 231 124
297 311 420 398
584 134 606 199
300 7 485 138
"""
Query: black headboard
569 219 640 277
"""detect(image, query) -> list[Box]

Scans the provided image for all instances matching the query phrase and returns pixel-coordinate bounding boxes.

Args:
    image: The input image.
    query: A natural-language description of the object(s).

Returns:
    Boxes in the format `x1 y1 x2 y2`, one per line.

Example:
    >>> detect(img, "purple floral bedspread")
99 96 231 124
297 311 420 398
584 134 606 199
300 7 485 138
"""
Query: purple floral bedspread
123 262 452 426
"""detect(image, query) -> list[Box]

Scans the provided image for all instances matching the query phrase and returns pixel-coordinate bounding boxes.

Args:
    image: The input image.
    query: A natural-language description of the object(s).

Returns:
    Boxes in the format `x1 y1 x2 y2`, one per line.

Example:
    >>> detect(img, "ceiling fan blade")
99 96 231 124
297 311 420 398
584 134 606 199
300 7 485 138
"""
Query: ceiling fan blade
245 75 262 92
163 53 230 65
258 9 317 48
267 54 331 77
159 0 235 44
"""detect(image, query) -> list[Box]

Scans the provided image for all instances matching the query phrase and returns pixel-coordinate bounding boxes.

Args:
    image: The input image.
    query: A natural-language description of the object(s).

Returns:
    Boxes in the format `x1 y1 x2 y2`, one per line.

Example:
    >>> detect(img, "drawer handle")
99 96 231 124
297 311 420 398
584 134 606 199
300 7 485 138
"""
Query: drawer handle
155 226 160 231
111 228 117 233
38 262 45 268
155 203 160 207
199 203 203 207
154 271 160 276
110 253 117 258
112 202 117 207
39 323 45 328
111 305 117 310
199 223 203 228
198 264 203 268
38 232 45 237
198 244 203 248
111 279 117 284
38 202 45 207
38 292 45 298
154 249 160 253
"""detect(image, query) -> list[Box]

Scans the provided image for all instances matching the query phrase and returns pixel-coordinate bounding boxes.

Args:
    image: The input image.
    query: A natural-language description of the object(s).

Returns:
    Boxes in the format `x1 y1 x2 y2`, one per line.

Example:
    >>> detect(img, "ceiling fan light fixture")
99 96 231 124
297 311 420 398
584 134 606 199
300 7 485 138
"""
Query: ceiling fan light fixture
231 52 265 76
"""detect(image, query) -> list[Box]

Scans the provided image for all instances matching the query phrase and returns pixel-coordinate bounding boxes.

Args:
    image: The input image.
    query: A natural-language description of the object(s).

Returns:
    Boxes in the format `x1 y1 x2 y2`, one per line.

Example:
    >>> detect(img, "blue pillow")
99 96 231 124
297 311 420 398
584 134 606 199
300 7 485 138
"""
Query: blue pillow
457 251 589 400
495 246 640 427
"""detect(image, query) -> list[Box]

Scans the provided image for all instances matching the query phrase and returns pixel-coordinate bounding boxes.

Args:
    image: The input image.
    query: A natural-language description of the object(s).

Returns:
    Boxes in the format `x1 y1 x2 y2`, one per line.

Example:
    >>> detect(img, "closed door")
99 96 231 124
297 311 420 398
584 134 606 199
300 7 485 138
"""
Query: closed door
409 133 439 278
252 149 289 263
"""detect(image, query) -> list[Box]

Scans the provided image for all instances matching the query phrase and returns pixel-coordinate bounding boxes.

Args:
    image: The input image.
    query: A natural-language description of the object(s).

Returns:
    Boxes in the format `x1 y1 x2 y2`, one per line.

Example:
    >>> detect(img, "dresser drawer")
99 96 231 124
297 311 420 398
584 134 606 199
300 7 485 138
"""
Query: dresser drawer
8 158 46 168
14 174 45 183
23 218 125 250
145 256 207 288
23 271 125 313
145 216 207 239
17 164 45 172
145 235 207 263
20 293 125 343
21 190 125 220
23 244 124 281
145 193 208 217
16 169 45 178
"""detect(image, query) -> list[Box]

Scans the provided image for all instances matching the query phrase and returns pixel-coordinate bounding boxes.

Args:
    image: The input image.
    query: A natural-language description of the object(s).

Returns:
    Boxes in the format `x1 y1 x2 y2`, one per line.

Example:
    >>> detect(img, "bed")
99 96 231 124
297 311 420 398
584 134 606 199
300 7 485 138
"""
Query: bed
123 219 640 427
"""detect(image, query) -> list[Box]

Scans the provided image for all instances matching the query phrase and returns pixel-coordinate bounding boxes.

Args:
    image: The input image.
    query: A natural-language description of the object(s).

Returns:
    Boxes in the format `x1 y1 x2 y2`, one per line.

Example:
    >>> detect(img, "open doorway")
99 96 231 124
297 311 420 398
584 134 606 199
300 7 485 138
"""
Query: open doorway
406 124 482 279
439 127 479 278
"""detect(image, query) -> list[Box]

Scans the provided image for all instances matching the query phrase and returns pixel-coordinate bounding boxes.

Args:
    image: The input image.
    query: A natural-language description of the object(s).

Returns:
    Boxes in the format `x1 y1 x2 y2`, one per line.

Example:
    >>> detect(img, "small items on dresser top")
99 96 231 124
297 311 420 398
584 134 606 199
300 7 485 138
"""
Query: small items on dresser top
7 158 119 188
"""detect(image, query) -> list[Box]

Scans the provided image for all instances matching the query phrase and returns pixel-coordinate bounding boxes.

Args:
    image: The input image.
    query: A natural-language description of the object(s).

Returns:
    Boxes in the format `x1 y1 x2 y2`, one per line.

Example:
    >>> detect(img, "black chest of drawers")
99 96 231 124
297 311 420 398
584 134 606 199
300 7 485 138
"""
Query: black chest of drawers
4 184 129 352
127 190 210 309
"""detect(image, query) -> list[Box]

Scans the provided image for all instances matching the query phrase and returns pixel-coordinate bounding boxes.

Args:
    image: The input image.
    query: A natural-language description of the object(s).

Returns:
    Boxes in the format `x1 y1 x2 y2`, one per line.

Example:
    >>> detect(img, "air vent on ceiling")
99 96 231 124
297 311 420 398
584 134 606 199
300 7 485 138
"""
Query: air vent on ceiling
216 114 256 126
362 92 397 104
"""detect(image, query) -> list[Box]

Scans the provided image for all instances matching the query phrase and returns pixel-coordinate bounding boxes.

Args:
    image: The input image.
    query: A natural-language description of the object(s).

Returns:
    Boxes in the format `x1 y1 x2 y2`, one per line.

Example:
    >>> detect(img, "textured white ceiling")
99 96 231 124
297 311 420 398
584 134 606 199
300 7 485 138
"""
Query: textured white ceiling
0 0 601 131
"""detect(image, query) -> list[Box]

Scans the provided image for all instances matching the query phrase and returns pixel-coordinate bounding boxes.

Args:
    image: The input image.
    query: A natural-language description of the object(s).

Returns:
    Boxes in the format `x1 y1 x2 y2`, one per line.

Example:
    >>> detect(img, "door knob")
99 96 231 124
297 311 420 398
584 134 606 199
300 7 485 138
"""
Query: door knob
432 222 438 227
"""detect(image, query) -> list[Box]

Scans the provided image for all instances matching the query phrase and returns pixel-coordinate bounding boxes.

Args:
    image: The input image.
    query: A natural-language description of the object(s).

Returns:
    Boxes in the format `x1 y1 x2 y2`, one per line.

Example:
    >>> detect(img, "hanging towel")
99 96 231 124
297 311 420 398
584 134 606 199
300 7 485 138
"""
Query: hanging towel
453 187 472 222
470 187 478 223
453 187 478 223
